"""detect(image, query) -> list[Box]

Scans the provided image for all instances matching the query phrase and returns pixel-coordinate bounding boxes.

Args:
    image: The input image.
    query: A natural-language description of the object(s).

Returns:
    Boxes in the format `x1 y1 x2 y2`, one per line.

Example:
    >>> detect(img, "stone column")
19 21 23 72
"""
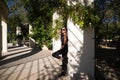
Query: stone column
0 15 2 56
29 24 35 48
0 0 8 55
16 26 21 35
52 0 95 79
1 19 7 53
16 26 23 46
52 12 61 52
67 0 94 79
67 19 95 79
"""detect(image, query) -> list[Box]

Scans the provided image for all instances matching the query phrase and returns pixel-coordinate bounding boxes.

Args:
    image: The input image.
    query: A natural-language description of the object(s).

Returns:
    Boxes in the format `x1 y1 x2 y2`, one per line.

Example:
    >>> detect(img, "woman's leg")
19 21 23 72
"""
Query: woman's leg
61 50 68 75
52 50 62 59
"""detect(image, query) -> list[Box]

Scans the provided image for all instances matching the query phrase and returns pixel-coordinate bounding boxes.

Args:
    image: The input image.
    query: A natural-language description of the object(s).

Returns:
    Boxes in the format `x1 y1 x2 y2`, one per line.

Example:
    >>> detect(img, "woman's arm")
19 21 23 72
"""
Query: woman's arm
60 34 67 50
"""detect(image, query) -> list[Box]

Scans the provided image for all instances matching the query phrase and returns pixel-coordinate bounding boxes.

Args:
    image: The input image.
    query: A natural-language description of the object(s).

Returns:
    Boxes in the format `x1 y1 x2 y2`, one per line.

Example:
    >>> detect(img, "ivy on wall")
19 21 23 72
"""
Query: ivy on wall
23 0 100 48
52 15 64 40
56 2 100 30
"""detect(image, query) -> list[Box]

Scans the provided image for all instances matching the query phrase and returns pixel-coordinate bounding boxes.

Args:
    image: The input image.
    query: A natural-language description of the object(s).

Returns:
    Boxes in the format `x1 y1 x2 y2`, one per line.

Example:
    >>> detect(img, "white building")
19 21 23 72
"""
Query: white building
53 0 94 79
0 1 8 56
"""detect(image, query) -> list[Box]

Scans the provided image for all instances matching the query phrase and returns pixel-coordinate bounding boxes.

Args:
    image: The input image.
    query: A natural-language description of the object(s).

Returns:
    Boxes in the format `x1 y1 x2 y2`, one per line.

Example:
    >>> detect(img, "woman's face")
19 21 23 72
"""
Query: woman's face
61 28 66 34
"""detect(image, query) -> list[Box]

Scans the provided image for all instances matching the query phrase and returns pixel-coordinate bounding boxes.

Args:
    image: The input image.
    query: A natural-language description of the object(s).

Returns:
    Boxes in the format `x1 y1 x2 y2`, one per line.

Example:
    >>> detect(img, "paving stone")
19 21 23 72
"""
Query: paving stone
0 46 70 80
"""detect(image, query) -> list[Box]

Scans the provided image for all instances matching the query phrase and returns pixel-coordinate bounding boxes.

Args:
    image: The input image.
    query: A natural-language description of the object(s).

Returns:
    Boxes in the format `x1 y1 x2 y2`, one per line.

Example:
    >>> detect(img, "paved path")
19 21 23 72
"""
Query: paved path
0 46 69 80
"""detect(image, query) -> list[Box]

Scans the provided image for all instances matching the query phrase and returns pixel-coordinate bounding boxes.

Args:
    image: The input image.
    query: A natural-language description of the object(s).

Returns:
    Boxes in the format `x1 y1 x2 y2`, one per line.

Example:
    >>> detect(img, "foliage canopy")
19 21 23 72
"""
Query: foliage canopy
23 0 100 48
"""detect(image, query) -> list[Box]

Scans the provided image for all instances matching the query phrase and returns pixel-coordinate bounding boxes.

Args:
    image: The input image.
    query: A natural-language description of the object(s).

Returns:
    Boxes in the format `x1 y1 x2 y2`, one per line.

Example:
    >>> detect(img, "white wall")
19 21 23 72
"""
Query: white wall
1 19 7 53
52 12 95 79
67 19 83 76
0 1 8 55
67 19 95 79
67 0 94 6
16 26 21 35
52 12 61 52
29 24 35 48
0 16 2 55
52 0 95 78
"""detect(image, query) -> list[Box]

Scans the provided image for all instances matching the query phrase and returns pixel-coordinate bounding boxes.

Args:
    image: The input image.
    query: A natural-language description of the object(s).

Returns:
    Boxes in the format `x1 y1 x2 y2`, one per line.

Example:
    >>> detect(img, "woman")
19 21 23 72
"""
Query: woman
52 27 68 77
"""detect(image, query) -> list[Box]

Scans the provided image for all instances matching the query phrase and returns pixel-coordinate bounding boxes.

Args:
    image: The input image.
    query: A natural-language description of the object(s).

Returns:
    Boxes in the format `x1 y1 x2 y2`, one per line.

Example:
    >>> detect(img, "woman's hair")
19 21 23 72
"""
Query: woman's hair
61 27 67 31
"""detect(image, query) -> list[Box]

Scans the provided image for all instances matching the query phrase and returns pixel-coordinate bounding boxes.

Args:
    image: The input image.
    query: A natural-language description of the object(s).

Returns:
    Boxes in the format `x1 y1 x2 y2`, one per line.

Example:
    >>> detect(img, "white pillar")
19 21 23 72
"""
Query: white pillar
1 20 7 53
52 12 61 52
16 26 21 35
83 27 95 77
29 24 35 48
67 19 95 79
67 0 94 79
0 16 2 56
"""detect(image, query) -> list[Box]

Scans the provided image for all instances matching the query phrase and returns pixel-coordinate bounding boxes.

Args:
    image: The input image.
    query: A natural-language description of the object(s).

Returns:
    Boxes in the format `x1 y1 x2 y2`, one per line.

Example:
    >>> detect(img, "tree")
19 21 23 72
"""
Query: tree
6 0 28 43
23 0 55 48
23 0 100 48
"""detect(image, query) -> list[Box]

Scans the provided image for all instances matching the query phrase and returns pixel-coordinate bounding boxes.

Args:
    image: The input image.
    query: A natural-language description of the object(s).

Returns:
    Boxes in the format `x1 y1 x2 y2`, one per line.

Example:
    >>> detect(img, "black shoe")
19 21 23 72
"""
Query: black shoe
58 72 67 77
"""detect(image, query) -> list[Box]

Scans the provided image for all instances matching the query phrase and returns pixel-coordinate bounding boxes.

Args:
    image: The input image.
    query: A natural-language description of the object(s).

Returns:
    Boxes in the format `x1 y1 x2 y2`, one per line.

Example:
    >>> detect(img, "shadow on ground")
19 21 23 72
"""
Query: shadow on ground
95 47 120 80
0 46 42 69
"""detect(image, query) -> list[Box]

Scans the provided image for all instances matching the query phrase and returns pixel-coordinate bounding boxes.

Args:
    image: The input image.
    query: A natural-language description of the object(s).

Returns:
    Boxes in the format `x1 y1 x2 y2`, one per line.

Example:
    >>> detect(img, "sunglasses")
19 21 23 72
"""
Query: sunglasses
62 28 66 30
